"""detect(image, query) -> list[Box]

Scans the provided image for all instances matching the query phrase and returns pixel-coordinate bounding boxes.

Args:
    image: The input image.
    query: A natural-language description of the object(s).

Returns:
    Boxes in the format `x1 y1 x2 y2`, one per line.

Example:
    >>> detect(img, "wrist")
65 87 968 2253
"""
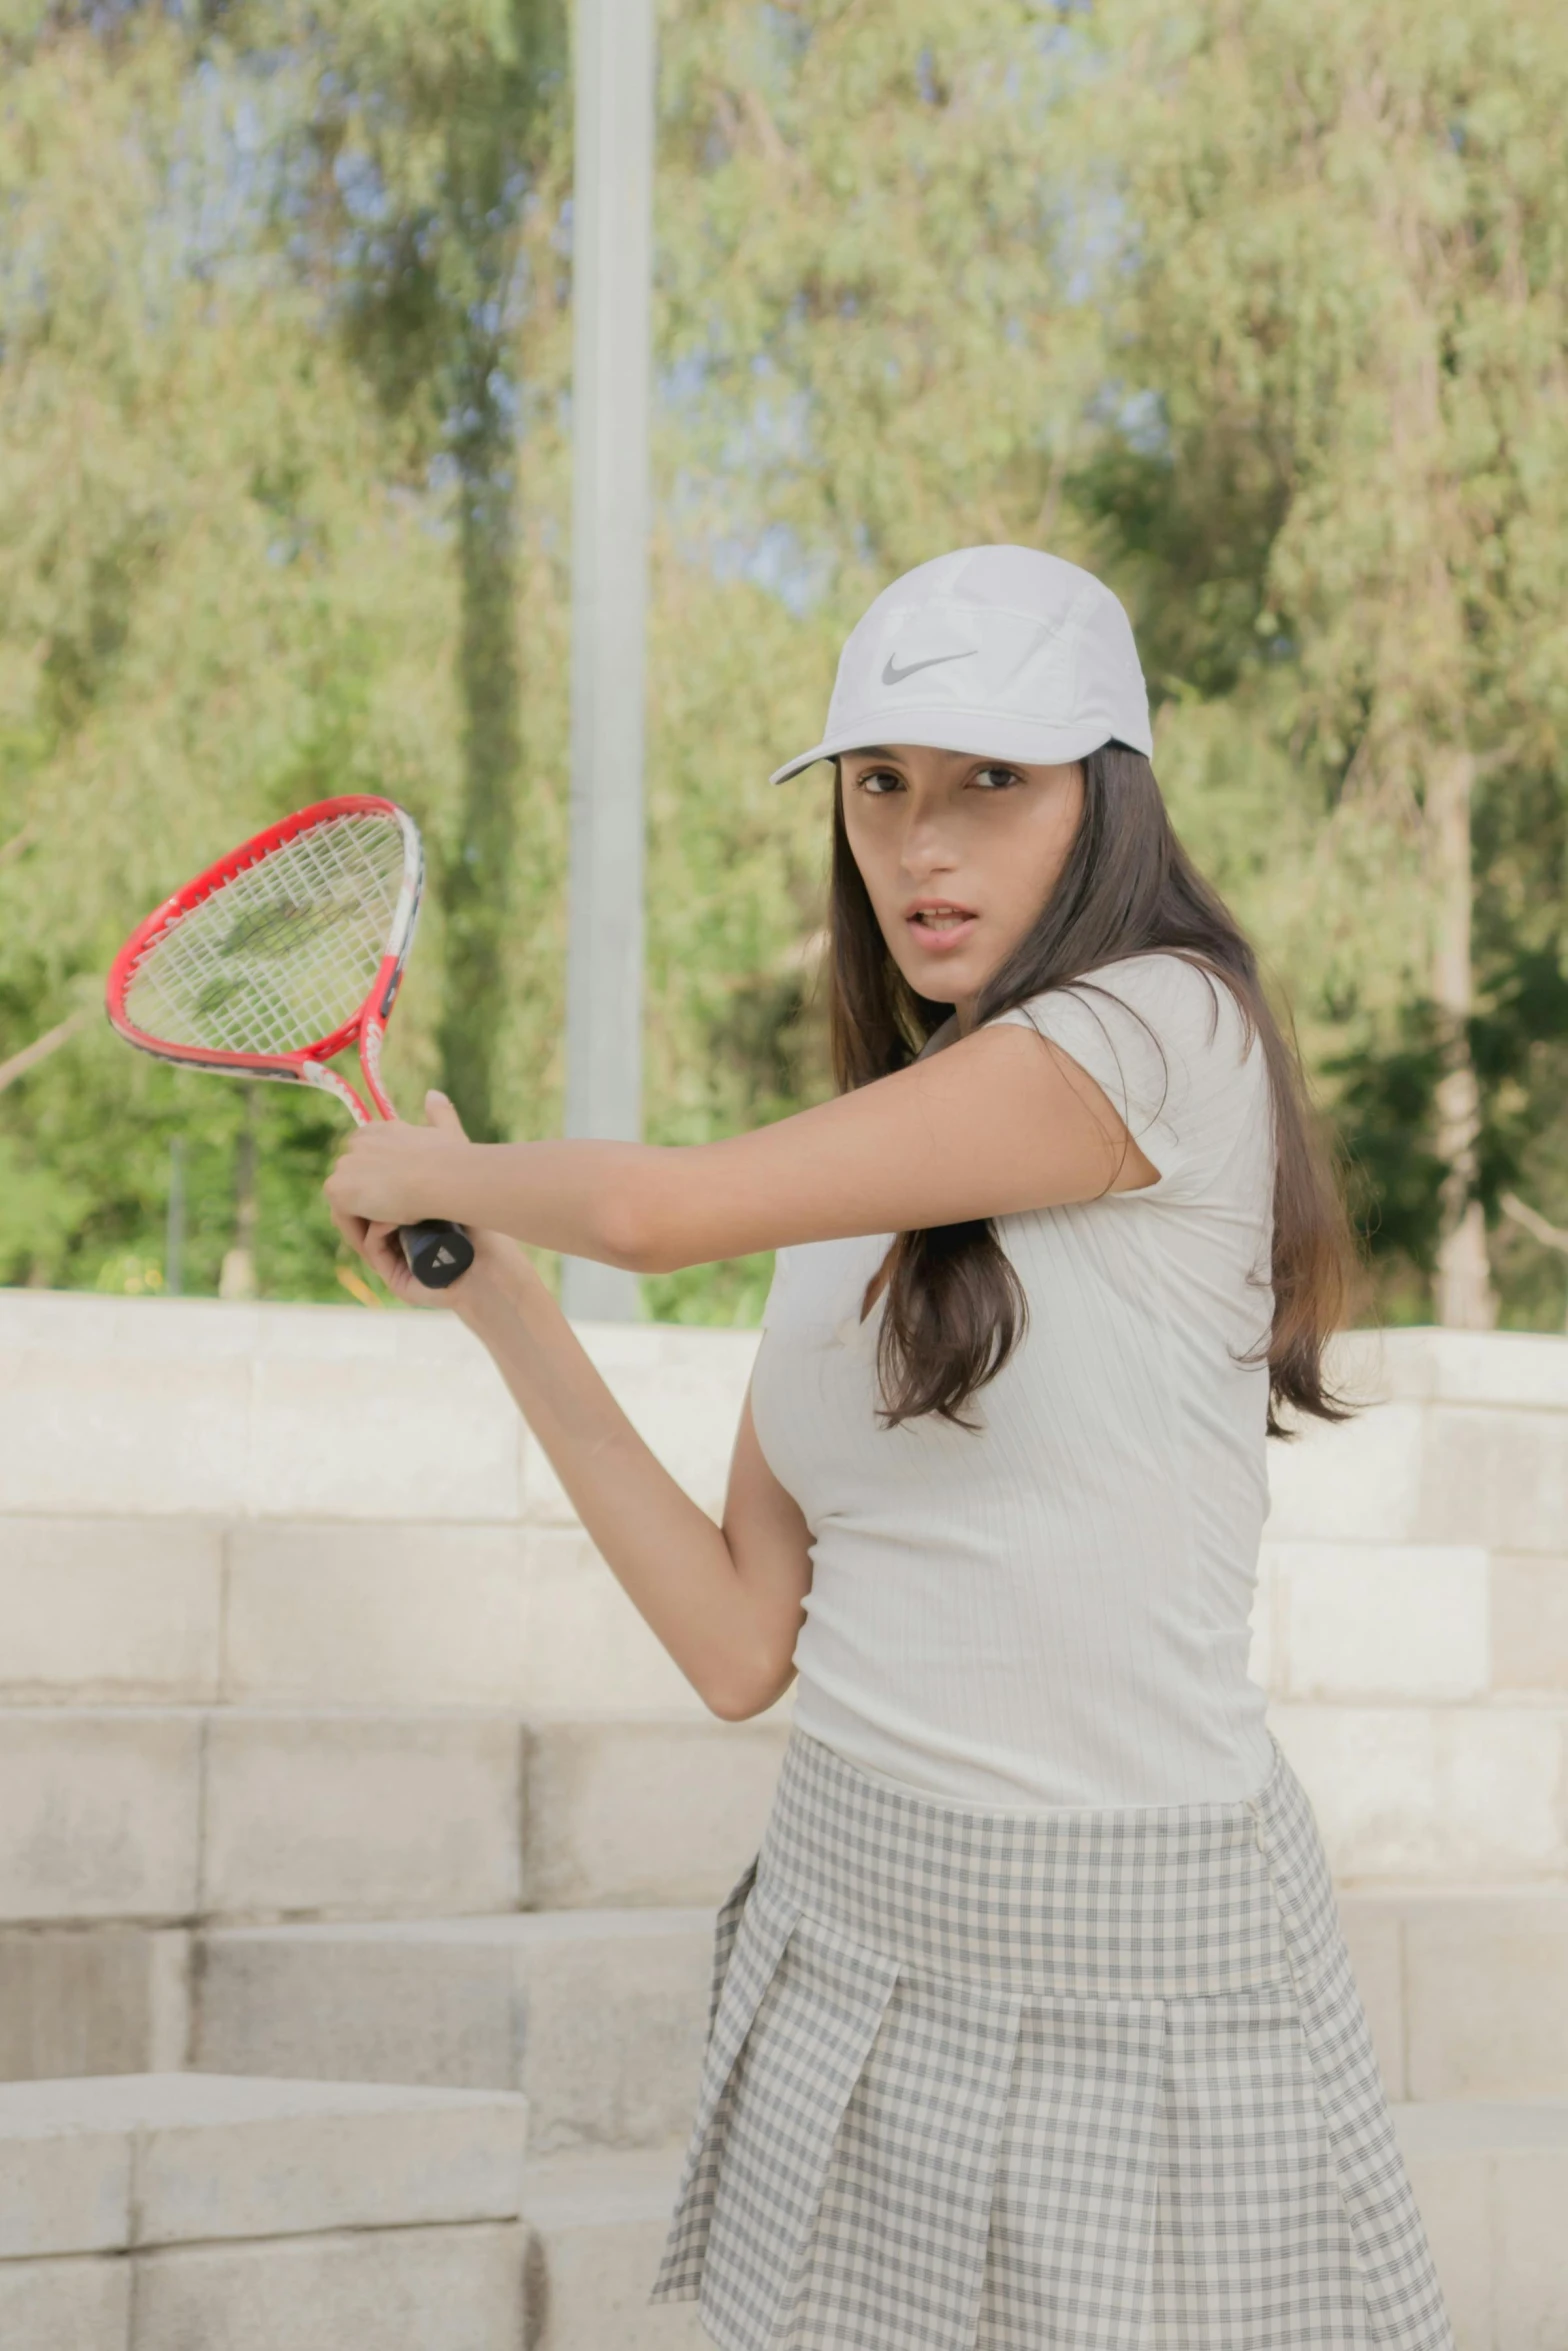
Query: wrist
451 1236 549 1331
421 1134 482 1225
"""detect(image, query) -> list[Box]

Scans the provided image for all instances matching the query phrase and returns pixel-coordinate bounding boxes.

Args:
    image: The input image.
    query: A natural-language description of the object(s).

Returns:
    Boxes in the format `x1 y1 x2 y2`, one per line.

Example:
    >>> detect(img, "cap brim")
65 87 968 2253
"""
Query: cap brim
767 708 1148 785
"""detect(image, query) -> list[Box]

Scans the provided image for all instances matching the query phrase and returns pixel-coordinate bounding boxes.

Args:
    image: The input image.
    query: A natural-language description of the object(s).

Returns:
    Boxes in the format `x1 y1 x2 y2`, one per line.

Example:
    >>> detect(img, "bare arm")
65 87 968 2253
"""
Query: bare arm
458 1258 812 1719
324 1022 1158 1270
325 1034 1150 1717
331 1098 813 1722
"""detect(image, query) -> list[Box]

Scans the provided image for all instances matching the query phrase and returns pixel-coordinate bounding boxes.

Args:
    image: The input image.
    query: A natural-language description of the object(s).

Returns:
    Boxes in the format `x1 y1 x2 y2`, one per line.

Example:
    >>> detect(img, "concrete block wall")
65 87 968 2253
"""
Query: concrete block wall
3 1293 1566 1883
0 2072 531 2351
0 1710 788 1937
1 1289 757 1719
0 1289 755 1524
3 1291 1567 2346
1259 1328 1568 1887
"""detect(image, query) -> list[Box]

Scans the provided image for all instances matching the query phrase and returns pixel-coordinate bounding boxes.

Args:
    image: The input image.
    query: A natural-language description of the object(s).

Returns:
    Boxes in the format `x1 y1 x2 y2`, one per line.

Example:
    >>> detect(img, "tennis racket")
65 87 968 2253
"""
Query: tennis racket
105 794 475 1290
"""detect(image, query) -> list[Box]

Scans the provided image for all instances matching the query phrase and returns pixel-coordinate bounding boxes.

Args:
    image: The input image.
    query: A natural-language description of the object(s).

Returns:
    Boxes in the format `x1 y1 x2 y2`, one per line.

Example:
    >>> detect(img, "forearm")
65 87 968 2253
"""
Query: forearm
400 1121 916 1271
327 1018 1143 1270
403 1133 799 1270
436 1140 671 1267
454 1255 775 1715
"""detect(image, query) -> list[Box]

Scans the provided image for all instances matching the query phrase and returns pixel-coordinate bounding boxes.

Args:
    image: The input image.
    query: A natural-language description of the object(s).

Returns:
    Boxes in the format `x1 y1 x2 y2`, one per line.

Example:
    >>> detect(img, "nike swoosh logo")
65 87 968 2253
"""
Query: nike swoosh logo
881 649 973 686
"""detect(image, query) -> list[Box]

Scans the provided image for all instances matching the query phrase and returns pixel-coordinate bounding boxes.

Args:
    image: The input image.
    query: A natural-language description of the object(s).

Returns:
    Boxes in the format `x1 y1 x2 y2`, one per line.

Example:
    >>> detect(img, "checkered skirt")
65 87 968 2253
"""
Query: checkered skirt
650 1724 1456 2351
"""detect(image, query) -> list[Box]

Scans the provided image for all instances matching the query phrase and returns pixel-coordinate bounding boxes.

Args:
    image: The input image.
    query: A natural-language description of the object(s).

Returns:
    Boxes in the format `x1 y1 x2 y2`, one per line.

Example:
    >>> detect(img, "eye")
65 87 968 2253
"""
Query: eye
853 767 905 796
972 764 1022 791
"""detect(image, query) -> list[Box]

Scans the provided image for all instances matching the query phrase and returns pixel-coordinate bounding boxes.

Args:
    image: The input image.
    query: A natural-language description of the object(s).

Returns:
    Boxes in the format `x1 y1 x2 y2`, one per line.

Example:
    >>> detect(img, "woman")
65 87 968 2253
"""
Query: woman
326 546 1457 2351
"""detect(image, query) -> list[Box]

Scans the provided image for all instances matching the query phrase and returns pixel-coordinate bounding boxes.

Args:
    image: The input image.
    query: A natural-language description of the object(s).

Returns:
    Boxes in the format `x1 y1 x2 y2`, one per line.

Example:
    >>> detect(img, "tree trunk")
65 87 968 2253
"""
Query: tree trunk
438 384 523 1144
1427 745 1495 1328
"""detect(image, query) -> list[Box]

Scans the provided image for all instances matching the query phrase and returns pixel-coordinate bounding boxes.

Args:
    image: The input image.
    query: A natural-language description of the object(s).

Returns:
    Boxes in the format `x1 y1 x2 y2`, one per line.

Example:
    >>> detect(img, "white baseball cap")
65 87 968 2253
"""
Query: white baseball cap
769 544 1153 784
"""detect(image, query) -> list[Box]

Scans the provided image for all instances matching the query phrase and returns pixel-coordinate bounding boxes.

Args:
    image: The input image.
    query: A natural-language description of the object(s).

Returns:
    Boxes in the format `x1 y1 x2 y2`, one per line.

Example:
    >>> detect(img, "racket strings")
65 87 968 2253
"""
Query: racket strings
123 814 408 1057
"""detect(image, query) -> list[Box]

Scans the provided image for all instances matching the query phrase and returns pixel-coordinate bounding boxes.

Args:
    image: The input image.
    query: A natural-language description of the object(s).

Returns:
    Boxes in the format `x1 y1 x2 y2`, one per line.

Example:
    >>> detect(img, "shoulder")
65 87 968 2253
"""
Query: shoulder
985 954 1267 1201
1023 951 1247 1041
990 954 1257 1089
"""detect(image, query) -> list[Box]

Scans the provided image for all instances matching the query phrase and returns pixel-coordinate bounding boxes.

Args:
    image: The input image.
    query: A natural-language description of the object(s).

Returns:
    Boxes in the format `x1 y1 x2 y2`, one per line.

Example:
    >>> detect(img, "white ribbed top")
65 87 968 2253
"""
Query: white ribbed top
750 952 1279 1811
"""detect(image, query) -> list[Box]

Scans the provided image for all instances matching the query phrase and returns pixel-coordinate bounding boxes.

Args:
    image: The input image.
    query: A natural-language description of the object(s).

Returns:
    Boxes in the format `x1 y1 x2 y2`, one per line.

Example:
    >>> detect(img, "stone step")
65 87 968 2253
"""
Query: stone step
0 1290 758 1526
520 2116 1568 2351
6 1509 1568 1737
0 2070 527 2351
0 1708 789 1927
0 1513 733 1717
189 1891 1568 2148
1268 1703 1568 1884
1339 1888 1568 2104
521 2149 711 2350
0 1924 192 2081
191 1910 714 2154
3 1887 1547 2152
1251 1537 1568 1705
3 1697 1561 1928
5 1855 1568 2117
5 1290 1565 1564
0 2083 1557 2350
1395 2100 1568 2350
5 1295 1566 1762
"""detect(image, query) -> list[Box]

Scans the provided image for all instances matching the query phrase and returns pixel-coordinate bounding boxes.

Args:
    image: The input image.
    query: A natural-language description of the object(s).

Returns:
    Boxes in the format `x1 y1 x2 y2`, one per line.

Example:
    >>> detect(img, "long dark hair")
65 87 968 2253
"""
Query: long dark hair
828 742 1357 1435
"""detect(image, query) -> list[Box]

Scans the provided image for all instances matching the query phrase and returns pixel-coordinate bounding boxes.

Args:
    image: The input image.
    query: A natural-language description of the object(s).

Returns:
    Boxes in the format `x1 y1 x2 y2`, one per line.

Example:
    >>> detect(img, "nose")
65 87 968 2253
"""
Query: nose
897 796 959 882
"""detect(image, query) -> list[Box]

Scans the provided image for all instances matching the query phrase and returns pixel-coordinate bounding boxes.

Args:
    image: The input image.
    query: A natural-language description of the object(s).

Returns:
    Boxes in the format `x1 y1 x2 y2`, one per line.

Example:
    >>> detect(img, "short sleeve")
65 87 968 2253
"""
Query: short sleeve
984 953 1262 1202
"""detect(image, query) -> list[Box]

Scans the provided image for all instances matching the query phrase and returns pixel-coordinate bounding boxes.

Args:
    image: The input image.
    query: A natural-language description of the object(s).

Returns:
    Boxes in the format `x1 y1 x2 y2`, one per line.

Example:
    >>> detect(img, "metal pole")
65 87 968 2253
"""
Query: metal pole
561 0 655 1323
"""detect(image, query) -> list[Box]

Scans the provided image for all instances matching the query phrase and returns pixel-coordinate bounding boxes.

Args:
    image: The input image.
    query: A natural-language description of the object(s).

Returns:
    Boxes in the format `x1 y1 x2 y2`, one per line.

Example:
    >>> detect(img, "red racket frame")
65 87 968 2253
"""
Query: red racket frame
106 794 474 1290
105 793 423 1126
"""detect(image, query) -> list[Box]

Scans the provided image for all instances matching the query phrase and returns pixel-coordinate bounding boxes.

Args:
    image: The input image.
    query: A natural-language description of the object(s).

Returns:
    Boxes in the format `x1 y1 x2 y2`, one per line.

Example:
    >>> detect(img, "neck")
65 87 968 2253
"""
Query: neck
919 1003 970 1060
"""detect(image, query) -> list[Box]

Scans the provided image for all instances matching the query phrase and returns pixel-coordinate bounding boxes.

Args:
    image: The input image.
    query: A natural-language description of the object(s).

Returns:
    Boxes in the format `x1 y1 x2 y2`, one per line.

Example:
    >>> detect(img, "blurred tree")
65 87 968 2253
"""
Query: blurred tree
4 0 1567 1339
234 0 568 1139
631 1 1110 1316
656 1 1101 589
0 7 460 1288
1079 0 1568 1324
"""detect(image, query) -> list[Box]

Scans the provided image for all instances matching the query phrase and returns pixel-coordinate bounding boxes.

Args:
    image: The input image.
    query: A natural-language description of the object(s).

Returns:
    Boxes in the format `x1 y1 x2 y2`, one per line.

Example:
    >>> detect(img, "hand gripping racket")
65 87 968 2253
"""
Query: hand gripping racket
106 794 475 1290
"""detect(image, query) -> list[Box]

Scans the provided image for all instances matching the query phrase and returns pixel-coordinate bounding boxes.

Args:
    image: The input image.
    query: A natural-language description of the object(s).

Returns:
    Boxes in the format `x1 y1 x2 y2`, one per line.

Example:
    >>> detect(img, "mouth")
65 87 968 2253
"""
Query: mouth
904 900 979 953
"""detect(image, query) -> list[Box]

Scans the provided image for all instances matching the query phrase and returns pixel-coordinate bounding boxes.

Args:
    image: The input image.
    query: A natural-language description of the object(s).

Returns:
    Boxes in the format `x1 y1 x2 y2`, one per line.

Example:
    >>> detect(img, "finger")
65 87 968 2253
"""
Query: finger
360 1231 408 1290
324 1155 362 1210
425 1087 469 1140
327 1125 367 1171
327 1200 370 1253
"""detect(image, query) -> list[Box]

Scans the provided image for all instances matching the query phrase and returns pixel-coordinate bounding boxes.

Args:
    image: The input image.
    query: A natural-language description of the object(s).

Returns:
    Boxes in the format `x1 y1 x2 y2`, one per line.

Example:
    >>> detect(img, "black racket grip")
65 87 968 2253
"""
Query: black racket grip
399 1219 475 1289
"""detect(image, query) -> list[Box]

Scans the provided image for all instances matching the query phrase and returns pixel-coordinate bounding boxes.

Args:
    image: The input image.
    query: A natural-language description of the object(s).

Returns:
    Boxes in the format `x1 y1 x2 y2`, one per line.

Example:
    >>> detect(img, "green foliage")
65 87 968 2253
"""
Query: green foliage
1325 939 1568 1323
1074 0 1568 1314
247 0 568 1138
642 1250 776 1328
3 0 1568 1328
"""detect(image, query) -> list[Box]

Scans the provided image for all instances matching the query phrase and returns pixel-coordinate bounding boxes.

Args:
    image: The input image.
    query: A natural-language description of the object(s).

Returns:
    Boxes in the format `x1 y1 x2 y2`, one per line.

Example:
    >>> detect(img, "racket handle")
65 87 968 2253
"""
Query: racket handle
400 1219 475 1290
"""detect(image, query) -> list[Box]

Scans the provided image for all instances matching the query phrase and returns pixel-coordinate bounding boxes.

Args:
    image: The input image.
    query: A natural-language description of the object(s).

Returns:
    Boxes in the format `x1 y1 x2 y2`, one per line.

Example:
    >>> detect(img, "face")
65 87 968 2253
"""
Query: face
838 743 1085 1029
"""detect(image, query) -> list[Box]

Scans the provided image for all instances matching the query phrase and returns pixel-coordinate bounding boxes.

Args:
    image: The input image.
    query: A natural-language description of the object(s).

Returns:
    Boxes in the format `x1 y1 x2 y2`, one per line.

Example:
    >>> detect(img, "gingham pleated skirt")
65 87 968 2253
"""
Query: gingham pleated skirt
650 1724 1457 2351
